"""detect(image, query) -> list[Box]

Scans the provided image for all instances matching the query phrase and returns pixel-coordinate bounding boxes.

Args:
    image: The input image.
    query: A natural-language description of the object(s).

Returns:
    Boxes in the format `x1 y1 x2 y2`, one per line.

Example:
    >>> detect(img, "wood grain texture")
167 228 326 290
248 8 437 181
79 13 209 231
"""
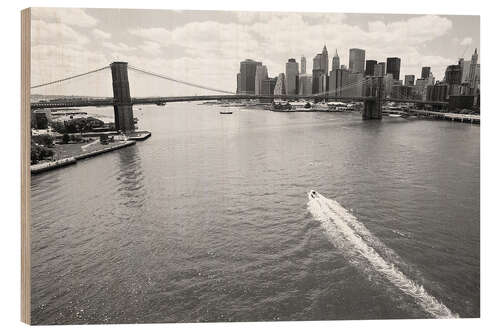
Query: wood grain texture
21 7 31 325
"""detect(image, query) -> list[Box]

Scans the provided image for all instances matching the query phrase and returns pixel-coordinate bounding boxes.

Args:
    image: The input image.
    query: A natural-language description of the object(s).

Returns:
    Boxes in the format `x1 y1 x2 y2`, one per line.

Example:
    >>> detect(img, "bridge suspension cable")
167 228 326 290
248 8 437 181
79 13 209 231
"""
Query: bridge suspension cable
30 66 110 89
128 65 235 95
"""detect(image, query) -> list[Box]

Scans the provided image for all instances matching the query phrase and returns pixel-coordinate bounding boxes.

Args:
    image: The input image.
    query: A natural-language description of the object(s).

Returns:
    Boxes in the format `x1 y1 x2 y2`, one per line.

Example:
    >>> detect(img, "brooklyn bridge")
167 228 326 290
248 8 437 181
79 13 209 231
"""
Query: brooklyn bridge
31 62 450 132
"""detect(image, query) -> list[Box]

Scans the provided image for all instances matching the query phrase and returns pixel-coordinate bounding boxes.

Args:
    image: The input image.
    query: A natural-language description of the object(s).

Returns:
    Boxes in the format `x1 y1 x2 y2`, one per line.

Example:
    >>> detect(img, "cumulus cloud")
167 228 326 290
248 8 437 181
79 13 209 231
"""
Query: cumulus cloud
32 19 89 47
32 8 97 27
31 10 468 96
92 28 111 40
460 37 473 46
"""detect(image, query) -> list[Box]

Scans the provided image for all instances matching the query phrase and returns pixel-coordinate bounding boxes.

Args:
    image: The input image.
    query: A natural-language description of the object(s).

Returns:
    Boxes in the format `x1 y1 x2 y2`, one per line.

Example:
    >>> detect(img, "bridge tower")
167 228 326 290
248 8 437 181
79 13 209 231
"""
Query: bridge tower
362 76 384 120
110 62 135 132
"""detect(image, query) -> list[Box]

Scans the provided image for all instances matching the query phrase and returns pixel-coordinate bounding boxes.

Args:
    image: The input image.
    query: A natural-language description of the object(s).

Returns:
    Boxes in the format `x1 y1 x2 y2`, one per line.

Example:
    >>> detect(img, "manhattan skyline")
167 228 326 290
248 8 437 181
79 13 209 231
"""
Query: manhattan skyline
31 8 479 97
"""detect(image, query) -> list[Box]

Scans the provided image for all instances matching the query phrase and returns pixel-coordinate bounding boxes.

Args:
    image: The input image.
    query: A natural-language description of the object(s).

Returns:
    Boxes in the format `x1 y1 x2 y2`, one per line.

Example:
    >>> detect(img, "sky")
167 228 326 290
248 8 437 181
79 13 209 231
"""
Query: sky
30 8 480 97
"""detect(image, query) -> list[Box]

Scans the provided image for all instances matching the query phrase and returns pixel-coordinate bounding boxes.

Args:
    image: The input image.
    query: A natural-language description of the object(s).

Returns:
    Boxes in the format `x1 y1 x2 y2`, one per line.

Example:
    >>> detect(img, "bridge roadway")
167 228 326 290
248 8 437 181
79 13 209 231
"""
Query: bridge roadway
30 94 448 110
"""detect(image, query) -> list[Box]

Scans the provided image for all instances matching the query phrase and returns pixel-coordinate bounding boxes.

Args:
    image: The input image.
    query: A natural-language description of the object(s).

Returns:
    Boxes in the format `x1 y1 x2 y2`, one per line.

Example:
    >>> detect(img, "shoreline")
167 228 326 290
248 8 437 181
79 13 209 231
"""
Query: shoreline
31 140 137 175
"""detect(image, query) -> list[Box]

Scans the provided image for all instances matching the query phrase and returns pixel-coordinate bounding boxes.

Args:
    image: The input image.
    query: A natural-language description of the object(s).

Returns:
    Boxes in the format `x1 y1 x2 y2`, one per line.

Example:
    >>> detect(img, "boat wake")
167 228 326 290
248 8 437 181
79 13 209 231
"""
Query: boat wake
306 190 458 319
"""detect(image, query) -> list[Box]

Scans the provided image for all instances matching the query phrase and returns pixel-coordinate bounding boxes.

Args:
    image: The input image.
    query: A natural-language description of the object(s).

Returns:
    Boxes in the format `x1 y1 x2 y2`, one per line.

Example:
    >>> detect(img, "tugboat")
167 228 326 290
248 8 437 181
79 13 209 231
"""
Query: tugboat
220 111 233 114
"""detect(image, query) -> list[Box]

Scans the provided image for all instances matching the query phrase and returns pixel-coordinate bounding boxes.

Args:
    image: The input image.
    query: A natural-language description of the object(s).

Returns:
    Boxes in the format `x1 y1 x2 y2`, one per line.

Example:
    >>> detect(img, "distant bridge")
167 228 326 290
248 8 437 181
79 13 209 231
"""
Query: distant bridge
30 62 449 131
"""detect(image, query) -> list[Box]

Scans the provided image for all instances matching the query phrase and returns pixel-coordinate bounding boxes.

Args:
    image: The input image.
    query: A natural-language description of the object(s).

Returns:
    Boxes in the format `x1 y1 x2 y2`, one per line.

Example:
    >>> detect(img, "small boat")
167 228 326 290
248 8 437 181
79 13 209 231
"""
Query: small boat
220 111 233 114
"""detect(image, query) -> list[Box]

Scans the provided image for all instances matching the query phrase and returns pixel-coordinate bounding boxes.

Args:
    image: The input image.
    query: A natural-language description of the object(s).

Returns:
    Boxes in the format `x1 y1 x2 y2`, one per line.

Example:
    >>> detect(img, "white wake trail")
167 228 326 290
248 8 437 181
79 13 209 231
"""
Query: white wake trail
307 191 458 319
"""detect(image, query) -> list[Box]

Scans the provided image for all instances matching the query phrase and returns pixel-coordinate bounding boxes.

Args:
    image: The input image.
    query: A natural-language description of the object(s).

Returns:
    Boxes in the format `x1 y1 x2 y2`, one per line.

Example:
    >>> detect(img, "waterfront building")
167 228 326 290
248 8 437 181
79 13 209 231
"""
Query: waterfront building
427 82 448 101
349 48 365 74
261 77 277 96
239 59 262 94
404 75 415 86
365 60 377 76
300 56 306 74
298 74 312 95
384 73 394 98
391 85 413 99
254 64 269 95
460 59 471 84
374 62 386 77
421 66 431 79
331 49 340 70
386 57 401 81
285 58 299 95
274 73 286 95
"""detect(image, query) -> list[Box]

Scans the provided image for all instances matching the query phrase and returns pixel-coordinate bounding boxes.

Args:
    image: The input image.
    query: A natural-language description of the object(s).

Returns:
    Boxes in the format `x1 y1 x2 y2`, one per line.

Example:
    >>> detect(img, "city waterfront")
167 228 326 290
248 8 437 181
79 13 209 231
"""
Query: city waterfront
30 103 480 324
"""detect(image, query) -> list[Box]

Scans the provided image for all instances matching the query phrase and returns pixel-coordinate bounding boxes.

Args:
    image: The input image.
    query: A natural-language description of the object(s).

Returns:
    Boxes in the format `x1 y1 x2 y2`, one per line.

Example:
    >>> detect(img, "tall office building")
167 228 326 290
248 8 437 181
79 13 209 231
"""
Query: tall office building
329 68 349 97
459 59 471 84
349 48 365 74
298 74 312 95
421 66 431 79
321 45 329 74
404 75 415 86
331 49 340 70
365 60 377 76
300 55 307 74
261 77 277 96
254 64 268 95
274 73 286 95
312 69 323 94
386 57 401 81
468 48 479 93
374 62 386 76
313 54 322 71
236 73 241 93
239 59 262 94
285 58 299 95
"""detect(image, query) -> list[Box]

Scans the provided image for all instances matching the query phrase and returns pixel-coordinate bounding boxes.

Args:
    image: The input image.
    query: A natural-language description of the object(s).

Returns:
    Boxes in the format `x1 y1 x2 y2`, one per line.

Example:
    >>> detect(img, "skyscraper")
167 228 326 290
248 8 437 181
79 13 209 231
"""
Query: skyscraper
421 66 431 79
285 58 299 95
404 74 415 86
236 73 241 94
469 48 479 93
374 62 385 77
254 64 268 95
386 57 401 81
329 68 349 97
261 77 277 96
349 48 365 74
313 54 322 71
298 74 312 95
331 49 340 71
274 73 286 95
300 55 306 74
239 59 262 94
321 45 329 74
365 60 377 76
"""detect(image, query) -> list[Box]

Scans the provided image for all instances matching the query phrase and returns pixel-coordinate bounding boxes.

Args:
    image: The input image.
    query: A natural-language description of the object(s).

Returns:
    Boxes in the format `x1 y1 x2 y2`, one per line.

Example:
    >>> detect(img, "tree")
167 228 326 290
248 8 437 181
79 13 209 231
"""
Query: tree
62 133 70 144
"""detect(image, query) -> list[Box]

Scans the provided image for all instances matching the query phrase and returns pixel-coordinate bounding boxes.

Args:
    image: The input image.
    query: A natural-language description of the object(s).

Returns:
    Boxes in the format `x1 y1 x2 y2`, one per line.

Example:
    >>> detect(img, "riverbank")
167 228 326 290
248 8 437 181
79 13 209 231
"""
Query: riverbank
31 140 136 174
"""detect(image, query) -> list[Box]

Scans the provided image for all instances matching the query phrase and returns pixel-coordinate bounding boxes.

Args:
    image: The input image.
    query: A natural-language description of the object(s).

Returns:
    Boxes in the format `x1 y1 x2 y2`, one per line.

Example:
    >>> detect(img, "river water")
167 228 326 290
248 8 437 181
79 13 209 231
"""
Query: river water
30 103 480 324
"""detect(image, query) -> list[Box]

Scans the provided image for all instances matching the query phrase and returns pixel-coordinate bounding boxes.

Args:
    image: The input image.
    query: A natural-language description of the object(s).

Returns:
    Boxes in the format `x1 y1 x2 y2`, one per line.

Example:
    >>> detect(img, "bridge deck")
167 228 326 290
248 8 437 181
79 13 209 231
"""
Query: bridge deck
31 94 448 109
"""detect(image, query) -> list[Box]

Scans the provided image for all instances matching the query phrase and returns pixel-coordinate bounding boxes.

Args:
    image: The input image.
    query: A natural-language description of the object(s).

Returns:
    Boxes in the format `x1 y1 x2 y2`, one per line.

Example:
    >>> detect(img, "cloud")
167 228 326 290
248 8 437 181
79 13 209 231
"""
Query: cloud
32 19 89 47
460 37 473 46
102 41 136 53
92 28 111 40
32 8 98 28
31 12 465 96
